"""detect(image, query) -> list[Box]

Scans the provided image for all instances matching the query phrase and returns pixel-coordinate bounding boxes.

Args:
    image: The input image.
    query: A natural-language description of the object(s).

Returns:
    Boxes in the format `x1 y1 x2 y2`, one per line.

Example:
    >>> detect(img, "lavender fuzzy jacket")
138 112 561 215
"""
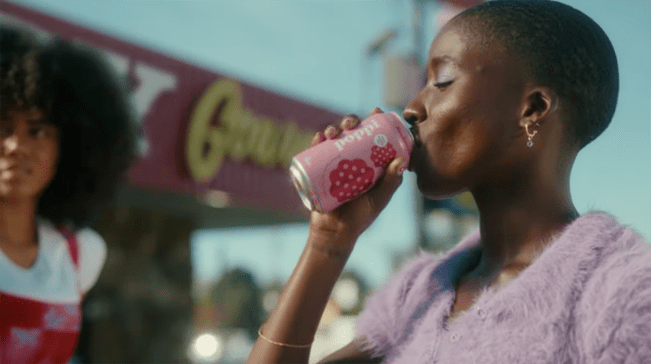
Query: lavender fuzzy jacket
355 212 651 363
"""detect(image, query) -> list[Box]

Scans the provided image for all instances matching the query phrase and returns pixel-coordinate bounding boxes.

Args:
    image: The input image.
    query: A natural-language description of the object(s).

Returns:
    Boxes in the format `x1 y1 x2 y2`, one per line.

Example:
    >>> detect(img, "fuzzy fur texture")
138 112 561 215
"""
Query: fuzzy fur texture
355 212 651 363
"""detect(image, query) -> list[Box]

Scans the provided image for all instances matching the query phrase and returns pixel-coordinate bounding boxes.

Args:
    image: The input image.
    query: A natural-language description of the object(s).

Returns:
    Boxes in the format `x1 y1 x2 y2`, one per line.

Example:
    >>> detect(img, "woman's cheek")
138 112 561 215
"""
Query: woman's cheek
35 147 59 187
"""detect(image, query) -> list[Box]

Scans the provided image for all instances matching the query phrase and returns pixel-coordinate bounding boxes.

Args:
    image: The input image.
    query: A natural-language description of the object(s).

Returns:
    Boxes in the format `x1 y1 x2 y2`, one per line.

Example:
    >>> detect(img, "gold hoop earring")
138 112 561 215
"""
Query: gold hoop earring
525 123 538 148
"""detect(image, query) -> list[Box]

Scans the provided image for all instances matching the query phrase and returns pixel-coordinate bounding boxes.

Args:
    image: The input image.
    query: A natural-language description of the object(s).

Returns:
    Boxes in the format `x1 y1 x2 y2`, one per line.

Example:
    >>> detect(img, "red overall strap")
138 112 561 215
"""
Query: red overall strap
57 226 79 269
58 225 82 297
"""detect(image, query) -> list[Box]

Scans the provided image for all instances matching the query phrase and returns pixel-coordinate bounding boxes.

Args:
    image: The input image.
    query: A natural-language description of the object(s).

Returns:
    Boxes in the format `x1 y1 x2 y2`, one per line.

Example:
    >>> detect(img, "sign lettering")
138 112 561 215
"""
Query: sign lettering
186 79 313 182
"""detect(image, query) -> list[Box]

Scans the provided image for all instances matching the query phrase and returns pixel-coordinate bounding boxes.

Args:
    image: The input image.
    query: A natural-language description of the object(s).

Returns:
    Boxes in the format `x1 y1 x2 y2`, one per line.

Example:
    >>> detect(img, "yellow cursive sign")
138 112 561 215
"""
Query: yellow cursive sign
186 79 314 182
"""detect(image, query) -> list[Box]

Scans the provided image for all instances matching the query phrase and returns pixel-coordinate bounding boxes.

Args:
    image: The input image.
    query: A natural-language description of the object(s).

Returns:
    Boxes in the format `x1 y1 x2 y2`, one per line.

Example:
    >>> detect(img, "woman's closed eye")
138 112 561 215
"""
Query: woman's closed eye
434 80 453 89
434 65 456 89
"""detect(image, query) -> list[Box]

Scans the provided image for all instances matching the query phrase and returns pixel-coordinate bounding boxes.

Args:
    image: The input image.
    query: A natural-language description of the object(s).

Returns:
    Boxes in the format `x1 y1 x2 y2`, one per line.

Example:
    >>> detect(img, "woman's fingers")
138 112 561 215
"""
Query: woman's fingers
340 114 361 131
324 125 339 139
309 107 383 147
309 131 325 148
370 107 383 115
320 114 361 141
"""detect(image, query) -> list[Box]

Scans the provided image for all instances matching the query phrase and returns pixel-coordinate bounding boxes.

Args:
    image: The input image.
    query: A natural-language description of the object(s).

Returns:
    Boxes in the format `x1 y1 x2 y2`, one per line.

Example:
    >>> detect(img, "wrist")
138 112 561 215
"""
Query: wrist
306 226 357 260
309 212 362 240
308 242 351 261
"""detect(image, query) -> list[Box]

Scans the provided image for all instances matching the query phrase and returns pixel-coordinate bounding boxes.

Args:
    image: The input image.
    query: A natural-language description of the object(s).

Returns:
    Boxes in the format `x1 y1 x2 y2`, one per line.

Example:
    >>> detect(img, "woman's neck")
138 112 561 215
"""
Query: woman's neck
0 197 39 248
471 175 578 275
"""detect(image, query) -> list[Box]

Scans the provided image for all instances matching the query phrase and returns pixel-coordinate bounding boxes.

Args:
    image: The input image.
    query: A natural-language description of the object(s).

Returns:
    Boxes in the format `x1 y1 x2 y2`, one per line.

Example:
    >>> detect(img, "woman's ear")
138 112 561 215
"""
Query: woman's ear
519 87 557 128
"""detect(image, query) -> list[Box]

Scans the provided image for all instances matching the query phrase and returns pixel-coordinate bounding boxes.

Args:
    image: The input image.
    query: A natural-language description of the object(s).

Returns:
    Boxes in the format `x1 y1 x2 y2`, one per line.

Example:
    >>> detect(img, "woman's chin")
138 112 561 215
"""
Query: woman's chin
416 176 466 201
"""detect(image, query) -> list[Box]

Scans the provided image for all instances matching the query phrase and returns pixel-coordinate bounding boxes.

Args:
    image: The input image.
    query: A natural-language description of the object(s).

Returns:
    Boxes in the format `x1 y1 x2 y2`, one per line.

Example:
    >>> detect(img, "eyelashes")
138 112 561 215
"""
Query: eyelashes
434 80 453 89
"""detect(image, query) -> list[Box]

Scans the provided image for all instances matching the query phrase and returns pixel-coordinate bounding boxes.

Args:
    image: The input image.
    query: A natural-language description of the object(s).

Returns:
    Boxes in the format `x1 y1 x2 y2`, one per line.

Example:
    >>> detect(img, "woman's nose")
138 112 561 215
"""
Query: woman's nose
402 98 426 126
2 134 28 156
3 135 19 156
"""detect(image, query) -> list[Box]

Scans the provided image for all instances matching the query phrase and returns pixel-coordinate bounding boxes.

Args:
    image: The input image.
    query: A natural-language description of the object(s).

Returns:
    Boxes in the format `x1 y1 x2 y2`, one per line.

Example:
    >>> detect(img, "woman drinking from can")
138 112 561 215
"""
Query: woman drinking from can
247 1 650 363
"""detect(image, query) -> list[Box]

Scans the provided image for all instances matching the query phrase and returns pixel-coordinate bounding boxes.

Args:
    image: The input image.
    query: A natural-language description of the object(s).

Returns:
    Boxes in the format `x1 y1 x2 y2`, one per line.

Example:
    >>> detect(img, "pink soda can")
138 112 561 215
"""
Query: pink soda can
289 112 413 212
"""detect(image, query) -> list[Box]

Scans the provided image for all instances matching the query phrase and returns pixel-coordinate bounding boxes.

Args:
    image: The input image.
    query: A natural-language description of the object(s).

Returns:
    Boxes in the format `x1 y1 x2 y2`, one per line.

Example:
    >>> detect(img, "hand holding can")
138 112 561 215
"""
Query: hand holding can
290 111 413 212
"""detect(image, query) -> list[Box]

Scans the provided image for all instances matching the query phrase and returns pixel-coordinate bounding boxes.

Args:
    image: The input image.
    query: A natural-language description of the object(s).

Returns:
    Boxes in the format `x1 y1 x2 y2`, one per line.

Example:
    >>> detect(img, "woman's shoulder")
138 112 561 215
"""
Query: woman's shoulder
574 211 650 314
74 226 107 251
38 219 106 251
590 223 650 292
74 227 108 293
574 213 651 361
556 211 649 265
38 219 107 292
581 211 650 277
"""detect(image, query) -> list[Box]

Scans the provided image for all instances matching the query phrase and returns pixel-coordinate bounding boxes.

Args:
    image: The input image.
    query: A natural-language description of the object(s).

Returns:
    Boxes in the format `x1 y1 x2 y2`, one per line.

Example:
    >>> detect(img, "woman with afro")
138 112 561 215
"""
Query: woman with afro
0 25 138 363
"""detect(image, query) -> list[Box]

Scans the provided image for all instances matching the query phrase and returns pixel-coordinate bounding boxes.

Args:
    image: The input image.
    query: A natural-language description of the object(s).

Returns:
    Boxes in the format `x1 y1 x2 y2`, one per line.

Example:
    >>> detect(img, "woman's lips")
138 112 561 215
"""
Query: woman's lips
0 158 12 170
0 160 30 181
410 125 421 147
408 126 421 171
1 168 28 181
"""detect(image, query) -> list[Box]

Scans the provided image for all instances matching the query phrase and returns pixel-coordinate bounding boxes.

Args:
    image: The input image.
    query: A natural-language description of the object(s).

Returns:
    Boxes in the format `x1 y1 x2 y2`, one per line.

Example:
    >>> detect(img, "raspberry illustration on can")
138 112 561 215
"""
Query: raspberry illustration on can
290 112 413 212
329 159 375 203
370 142 397 167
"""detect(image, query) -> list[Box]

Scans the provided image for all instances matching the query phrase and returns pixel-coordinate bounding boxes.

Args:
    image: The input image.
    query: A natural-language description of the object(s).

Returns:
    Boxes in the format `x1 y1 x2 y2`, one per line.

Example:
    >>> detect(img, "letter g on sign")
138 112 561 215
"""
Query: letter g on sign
186 79 243 182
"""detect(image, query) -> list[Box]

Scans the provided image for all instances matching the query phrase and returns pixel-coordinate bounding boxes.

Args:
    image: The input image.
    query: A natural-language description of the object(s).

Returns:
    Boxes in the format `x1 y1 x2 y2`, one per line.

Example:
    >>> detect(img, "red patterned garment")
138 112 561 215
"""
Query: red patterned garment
0 222 106 364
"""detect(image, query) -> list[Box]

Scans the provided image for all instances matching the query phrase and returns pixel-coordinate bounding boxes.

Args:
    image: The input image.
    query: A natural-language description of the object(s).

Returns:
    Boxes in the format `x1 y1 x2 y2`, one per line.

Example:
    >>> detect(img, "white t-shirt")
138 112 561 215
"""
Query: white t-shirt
0 218 107 304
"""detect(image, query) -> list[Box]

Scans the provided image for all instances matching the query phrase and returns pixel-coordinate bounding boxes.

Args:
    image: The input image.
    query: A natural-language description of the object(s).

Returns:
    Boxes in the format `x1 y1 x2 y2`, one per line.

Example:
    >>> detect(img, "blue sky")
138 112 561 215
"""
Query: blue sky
8 0 649 288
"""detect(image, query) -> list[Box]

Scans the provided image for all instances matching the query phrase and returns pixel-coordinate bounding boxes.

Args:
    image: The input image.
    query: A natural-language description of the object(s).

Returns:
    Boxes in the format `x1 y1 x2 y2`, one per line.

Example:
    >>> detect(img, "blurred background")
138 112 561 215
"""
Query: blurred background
1 0 649 363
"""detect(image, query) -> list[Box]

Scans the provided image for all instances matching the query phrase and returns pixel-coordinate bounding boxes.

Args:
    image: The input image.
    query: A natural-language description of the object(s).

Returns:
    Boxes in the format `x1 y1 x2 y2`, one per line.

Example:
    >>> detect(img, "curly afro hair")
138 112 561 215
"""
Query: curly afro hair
1 25 139 228
451 0 619 149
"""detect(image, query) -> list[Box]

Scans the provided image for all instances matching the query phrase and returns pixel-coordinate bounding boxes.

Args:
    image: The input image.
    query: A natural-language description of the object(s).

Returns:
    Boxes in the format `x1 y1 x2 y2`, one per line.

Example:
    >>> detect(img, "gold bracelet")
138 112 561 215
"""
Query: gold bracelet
258 326 313 348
